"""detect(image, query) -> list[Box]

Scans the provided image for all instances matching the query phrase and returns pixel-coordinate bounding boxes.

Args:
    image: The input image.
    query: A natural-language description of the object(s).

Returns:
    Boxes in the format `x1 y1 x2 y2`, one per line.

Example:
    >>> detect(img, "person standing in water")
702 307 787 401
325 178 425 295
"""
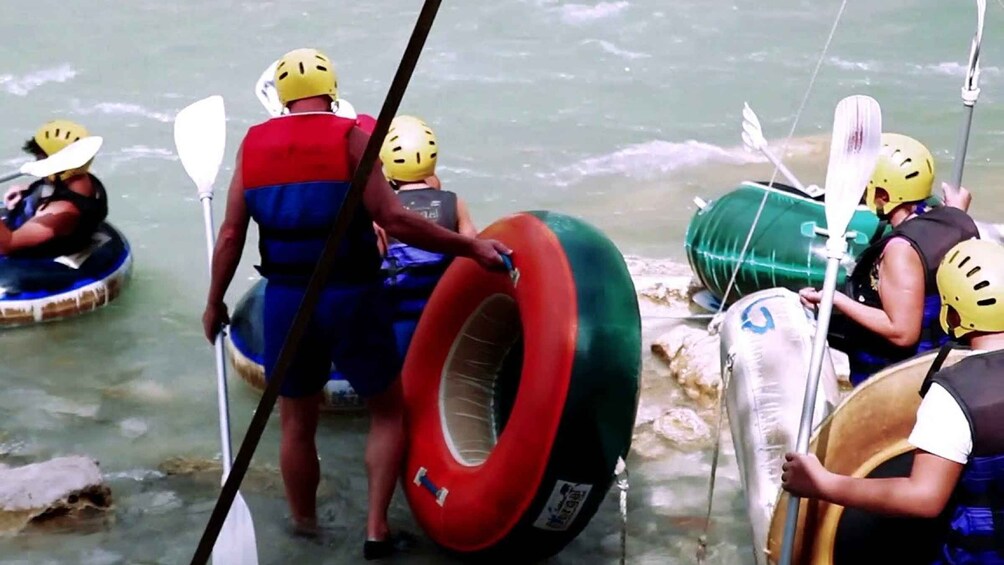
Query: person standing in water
784 238 1004 564
201 48 511 559
376 115 478 357
799 133 977 385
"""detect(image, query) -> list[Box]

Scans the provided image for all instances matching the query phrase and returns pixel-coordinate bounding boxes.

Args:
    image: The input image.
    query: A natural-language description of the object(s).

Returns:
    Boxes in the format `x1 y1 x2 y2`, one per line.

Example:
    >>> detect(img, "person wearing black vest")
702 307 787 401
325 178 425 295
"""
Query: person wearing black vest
376 115 478 357
0 120 107 258
783 238 1004 564
798 133 977 386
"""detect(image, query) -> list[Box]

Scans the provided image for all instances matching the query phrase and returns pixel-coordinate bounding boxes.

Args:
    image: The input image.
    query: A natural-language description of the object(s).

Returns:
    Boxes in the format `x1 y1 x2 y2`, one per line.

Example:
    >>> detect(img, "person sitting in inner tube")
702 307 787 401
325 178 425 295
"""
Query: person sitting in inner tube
799 133 977 386
0 120 107 257
201 47 511 559
373 115 478 357
783 238 1004 564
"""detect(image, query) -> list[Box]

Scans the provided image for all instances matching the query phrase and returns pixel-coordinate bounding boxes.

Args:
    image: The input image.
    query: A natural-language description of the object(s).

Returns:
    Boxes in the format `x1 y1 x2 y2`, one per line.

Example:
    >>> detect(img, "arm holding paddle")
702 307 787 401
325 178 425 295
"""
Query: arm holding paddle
799 241 925 347
941 181 972 212
349 126 510 267
781 450 962 518
202 145 250 342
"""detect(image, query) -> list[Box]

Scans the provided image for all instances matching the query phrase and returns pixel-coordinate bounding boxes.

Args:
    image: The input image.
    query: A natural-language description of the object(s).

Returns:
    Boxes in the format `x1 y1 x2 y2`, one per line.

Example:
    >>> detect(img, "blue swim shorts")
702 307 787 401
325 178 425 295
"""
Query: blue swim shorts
262 281 402 399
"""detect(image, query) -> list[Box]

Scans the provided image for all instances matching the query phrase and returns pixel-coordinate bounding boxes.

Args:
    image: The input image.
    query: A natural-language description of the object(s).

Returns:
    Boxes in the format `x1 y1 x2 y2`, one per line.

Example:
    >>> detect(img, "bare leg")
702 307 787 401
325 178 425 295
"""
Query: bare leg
364 378 405 541
279 392 323 532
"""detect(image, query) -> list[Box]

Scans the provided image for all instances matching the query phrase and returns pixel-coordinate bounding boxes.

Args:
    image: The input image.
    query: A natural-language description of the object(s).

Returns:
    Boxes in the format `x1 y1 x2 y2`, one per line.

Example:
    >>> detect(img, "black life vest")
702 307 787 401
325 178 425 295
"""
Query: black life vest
843 206 979 385
920 346 1004 564
381 188 459 321
9 173 109 259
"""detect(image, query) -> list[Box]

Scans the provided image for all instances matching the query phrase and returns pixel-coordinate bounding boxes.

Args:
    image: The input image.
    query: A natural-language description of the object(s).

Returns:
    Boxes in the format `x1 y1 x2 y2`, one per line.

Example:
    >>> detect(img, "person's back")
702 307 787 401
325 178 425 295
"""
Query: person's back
0 120 107 258
378 116 465 356
201 47 511 560
242 111 381 284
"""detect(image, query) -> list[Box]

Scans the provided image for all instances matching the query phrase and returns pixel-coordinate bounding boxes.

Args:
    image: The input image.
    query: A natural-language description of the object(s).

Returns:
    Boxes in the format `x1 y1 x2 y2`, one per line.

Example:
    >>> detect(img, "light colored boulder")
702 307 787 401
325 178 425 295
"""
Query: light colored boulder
0 456 111 534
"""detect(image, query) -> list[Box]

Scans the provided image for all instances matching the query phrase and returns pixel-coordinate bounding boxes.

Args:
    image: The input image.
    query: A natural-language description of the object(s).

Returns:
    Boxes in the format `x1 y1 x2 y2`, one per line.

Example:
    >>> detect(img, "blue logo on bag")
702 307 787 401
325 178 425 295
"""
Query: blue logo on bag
741 297 775 334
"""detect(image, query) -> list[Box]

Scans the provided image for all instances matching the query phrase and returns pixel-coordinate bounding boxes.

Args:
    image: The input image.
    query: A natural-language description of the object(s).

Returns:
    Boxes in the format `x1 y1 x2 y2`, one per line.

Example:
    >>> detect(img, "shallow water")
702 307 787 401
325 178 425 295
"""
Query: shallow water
3 0 1004 563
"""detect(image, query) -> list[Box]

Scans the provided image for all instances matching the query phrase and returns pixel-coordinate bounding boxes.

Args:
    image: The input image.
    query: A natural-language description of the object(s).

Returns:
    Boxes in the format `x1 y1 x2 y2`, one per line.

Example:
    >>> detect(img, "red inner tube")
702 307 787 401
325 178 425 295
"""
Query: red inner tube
402 213 578 551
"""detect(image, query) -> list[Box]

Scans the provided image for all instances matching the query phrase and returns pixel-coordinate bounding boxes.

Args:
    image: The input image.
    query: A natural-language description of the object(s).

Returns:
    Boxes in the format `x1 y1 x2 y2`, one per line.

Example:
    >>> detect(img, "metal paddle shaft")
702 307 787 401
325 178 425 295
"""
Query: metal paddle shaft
174 94 259 565
778 95 882 565
948 0 986 195
0 171 24 184
200 196 235 470
778 252 841 564
189 2 444 563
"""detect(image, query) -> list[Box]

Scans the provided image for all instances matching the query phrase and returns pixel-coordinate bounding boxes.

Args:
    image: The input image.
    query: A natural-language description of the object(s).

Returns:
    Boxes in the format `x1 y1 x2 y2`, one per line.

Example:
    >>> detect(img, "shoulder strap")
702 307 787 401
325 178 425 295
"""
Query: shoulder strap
919 341 959 397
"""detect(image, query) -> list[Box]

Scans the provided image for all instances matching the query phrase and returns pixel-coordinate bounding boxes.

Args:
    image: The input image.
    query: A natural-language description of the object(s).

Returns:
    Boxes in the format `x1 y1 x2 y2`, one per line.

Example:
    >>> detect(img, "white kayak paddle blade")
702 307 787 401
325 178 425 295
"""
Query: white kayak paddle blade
21 136 104 179
174 95 227 197
823 95 881 241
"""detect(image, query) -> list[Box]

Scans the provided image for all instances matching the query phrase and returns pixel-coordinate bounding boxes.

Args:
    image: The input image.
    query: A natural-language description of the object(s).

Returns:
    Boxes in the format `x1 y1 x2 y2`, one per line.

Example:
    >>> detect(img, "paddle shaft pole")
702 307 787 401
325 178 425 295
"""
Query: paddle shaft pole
949 90 978 194
948 0 985 195
760 149 807 192
200 194 235 471
778 245 843 565
189 2 443 562
0 171 24 184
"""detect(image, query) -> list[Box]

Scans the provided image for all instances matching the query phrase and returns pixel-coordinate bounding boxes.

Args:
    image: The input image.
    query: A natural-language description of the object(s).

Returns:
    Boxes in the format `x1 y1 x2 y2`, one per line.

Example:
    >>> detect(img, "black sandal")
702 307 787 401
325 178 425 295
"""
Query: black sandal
363 530 417 560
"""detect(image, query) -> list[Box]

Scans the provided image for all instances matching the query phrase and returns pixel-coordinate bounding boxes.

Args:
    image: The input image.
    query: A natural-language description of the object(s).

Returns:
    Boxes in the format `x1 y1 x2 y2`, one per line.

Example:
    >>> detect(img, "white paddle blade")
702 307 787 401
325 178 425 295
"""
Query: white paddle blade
212 494 258 565
255 60 283 117
823 95 881 239
742 103 763 135
967 0 986 89
21 136 104 179
174 95 227 196
741 131 756 153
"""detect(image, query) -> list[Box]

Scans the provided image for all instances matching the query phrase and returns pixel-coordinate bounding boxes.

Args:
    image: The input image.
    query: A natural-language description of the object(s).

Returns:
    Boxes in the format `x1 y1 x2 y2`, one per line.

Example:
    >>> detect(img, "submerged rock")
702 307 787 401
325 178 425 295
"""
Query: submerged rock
0 456 112 534
650 324 721 405
158 456 326 496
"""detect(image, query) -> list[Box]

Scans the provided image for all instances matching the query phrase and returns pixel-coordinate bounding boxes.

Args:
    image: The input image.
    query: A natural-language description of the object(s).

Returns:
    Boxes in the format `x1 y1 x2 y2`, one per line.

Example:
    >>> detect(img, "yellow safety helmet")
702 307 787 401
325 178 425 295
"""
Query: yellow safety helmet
380 115 438 183
274 48 338 107
34 120 93 179
936 238 1004 338
865 133 935 215
34 120 89 157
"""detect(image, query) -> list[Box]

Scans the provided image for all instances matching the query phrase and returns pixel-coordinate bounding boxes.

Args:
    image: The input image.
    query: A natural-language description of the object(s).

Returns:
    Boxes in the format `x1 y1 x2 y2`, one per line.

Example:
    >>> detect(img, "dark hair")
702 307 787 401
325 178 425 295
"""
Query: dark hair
21 138 45 158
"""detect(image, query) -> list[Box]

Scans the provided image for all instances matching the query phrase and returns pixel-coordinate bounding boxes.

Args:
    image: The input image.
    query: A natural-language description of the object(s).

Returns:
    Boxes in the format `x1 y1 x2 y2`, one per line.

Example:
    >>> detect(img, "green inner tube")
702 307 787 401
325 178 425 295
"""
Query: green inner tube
685 181 884 304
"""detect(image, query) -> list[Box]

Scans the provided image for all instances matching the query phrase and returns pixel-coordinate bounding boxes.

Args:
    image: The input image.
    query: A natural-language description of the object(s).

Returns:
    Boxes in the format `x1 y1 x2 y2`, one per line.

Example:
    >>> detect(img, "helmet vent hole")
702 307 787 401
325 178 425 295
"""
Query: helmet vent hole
958 256 972 268
298 62 305 74
975 280 990 291
948 249 960 264
967 267 982 278
393 158 406 164
278 71 289 80
316 65 328 72
430 152 438 159
415 153 422 164
55 129 61 137
978 298 997 307
904 171 919 180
